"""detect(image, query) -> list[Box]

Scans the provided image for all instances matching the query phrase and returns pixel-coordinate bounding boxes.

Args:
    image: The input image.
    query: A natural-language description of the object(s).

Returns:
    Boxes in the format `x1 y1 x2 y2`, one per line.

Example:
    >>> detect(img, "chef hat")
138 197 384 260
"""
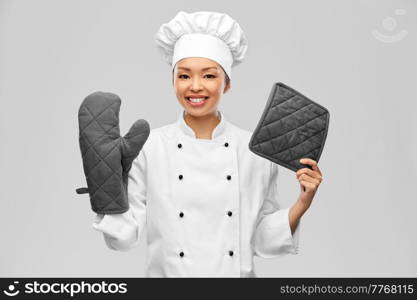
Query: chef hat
154 11 248 79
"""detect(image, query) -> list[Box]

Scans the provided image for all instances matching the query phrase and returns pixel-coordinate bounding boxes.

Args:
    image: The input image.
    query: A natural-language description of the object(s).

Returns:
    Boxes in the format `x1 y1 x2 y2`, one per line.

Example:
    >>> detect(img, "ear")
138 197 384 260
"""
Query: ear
223 81 231 94
172 68 175 86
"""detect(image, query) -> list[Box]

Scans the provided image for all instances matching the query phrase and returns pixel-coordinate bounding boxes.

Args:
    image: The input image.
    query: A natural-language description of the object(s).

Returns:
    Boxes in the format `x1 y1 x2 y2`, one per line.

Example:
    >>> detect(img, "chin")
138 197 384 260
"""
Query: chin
184 109 207 117
184 108 217 118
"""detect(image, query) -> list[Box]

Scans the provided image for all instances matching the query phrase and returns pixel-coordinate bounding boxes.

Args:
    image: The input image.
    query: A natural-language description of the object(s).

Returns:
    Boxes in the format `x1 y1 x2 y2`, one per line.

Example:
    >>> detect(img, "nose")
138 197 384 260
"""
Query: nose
190 77 202 92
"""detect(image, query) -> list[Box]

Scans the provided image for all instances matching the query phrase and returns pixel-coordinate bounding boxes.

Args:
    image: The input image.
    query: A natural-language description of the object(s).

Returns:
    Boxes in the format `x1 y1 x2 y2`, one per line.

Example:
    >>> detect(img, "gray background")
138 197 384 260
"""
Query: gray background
0 0 415 277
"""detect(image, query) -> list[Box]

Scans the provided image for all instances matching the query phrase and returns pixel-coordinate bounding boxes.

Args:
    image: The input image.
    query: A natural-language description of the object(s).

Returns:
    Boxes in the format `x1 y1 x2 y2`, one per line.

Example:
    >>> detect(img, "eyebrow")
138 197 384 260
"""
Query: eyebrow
177 67 218 71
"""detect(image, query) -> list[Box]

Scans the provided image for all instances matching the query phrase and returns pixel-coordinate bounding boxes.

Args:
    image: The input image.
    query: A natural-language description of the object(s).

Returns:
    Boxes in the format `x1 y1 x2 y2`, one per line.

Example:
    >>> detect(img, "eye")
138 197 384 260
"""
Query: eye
178 74 189 79
204 74 216 79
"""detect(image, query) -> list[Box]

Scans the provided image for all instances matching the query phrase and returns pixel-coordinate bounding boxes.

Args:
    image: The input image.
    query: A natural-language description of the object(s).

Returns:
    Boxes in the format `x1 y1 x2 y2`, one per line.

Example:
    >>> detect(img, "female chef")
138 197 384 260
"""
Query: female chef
92 11 323 277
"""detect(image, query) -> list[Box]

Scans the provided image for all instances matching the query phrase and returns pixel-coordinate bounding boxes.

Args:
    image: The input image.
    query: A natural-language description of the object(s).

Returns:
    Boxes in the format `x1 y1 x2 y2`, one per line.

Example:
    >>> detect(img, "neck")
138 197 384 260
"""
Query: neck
184 111 220 140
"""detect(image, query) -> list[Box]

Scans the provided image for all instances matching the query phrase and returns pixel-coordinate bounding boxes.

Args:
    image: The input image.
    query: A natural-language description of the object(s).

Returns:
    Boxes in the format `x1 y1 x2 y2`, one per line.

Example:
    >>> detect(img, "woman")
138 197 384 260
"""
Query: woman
93 11 323 277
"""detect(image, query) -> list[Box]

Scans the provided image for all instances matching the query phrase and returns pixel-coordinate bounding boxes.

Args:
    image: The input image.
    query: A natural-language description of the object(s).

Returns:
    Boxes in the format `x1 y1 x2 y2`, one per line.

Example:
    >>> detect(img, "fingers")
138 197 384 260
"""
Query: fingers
299 158 322 176
296 158 323 184
299 180 316 190
298 173 321 186
296 168 323 181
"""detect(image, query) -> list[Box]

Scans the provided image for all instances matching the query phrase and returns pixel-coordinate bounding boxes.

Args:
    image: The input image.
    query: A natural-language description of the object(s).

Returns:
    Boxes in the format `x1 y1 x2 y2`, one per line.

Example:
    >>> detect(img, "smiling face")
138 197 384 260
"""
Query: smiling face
173 57 230 118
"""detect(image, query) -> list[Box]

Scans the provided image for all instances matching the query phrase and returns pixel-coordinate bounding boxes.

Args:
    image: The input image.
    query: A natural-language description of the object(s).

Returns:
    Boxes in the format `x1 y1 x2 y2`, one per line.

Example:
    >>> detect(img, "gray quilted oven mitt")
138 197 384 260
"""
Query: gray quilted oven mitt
249 82 329 172
76 92 150 214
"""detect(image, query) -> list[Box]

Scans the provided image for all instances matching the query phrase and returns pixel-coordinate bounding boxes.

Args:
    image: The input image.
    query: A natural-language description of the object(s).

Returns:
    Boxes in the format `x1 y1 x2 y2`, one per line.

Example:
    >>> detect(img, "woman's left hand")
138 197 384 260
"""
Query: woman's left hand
296 158 323 208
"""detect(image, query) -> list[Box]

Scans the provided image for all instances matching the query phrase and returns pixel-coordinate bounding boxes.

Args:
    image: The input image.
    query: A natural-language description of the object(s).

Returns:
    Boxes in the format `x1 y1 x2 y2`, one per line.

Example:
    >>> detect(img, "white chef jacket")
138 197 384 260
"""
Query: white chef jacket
93 110 300 277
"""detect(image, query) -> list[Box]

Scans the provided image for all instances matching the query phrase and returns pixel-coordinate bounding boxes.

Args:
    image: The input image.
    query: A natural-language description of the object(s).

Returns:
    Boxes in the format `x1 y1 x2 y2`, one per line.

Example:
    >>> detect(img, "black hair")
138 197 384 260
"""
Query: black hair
218 65 230 86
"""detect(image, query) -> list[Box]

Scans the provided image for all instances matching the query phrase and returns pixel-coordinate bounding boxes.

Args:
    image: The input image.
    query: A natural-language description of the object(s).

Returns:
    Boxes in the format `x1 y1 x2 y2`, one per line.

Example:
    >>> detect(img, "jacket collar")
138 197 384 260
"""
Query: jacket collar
176 110 227 140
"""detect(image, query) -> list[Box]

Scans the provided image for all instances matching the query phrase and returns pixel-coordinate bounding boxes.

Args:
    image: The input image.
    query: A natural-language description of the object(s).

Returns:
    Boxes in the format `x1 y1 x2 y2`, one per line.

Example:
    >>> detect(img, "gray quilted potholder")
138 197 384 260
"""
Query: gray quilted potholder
76 92 150 214
249 82 329 172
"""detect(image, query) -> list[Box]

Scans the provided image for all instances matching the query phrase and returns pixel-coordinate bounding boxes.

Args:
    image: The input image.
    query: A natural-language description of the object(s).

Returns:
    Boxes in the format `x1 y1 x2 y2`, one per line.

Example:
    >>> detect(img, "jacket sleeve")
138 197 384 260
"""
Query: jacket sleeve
253 162 300 258
92 149 147 252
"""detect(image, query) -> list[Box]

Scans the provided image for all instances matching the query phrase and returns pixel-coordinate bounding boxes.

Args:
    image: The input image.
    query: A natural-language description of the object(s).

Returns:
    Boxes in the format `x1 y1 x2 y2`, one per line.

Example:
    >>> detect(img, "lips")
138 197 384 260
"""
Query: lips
186 94 208 98
186 96 209 100
185 96 209 107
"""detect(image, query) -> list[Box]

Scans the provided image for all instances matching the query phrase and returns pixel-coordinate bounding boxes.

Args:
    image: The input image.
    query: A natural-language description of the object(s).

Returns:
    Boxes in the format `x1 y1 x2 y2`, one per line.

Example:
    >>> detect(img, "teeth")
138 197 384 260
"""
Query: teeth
188 97 206 103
